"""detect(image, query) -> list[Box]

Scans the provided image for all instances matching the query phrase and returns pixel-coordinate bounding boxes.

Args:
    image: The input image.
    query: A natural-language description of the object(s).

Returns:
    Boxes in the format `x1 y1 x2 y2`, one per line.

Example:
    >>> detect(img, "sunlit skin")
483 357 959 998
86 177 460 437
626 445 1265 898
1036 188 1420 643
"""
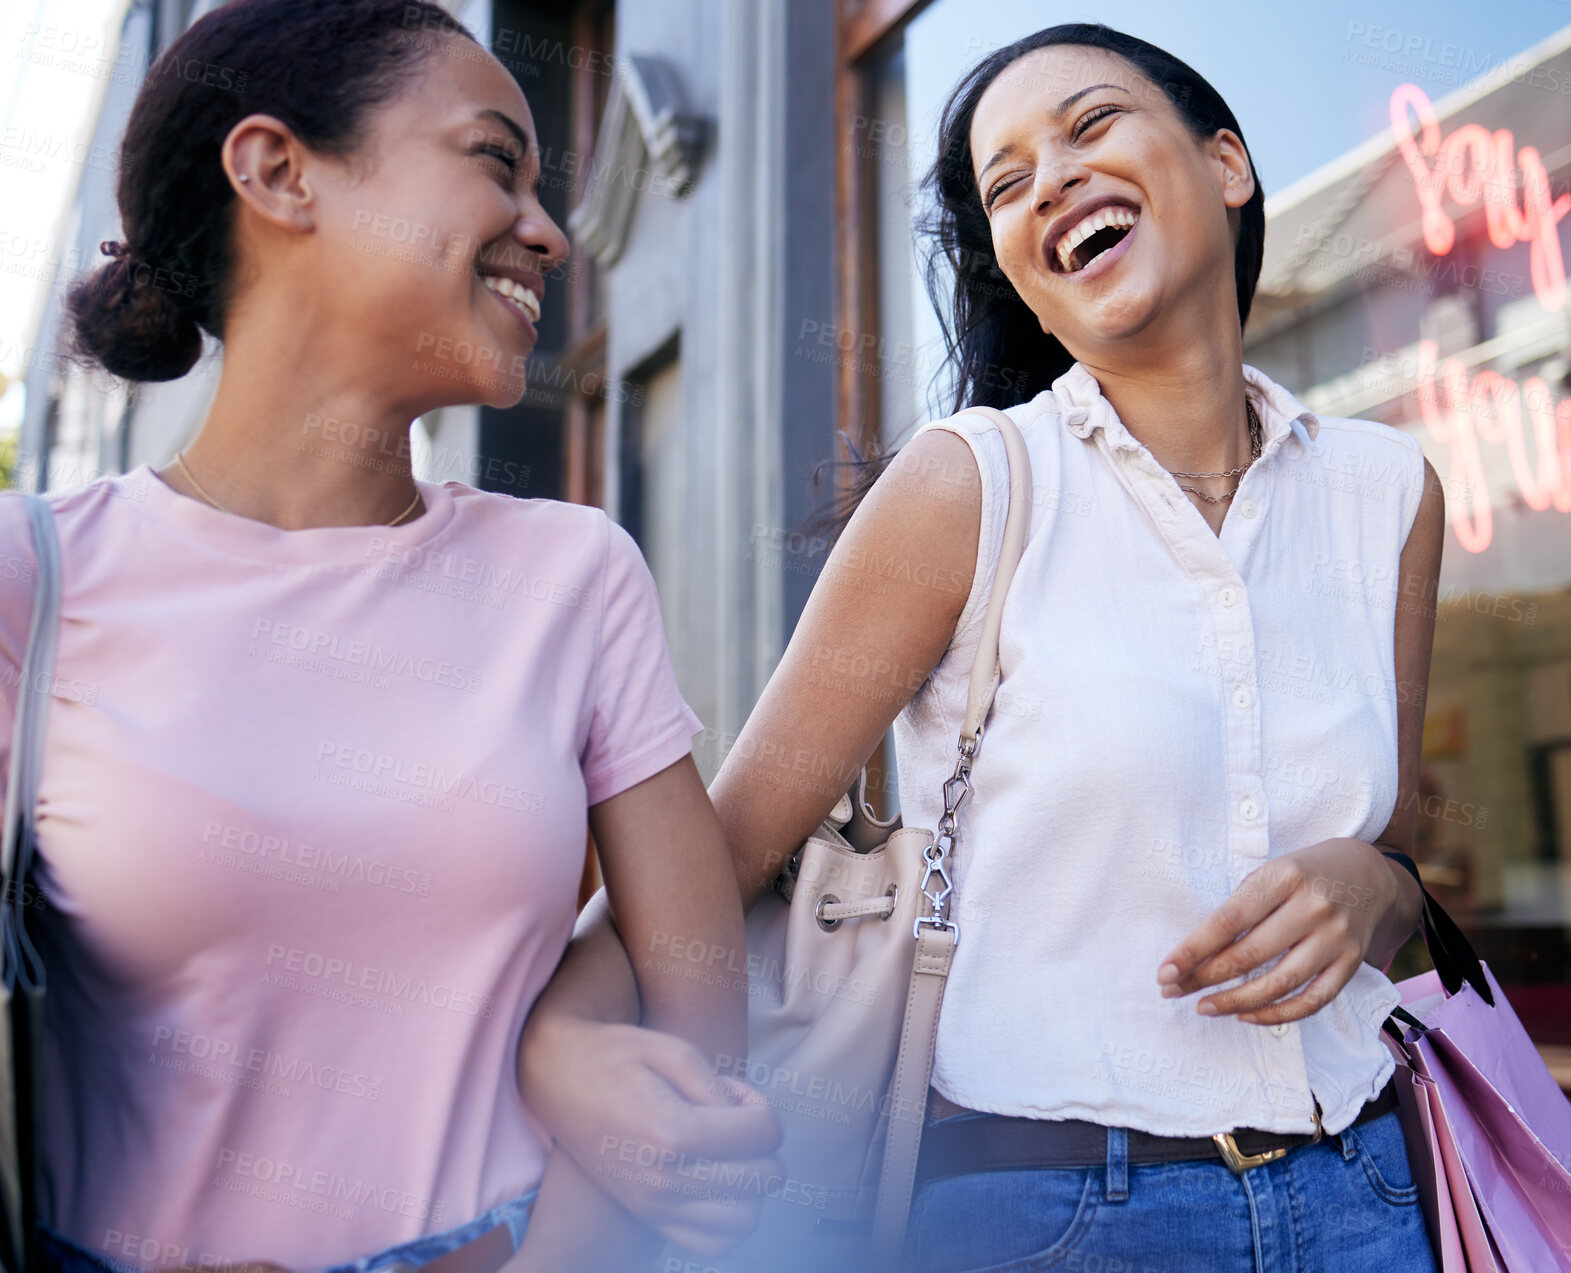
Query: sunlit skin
968 46 1431 1026
155 34 569 527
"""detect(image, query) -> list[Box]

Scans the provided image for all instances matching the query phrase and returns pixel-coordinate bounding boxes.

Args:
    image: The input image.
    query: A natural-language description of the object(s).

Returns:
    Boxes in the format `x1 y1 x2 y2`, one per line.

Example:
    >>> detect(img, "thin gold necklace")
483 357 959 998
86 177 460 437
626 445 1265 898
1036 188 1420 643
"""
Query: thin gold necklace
1166 401 1263 504
173 452 424 527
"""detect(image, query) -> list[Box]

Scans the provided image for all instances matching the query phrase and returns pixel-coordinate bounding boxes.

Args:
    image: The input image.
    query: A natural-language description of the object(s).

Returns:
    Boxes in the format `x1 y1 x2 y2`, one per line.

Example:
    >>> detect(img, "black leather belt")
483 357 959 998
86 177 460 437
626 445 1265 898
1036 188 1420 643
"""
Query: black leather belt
914 1078 1400 1190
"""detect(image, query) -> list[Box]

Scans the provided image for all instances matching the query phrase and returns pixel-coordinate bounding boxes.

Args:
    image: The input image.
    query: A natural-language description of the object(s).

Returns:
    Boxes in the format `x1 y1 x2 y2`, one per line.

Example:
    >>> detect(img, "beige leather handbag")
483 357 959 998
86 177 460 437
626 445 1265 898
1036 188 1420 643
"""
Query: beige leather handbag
731 407 1032 1272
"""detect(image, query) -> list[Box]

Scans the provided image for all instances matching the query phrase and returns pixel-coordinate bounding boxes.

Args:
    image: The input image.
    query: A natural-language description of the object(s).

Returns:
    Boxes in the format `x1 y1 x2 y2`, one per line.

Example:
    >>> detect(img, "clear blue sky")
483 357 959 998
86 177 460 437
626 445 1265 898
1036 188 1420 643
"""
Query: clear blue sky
905 0 1571 200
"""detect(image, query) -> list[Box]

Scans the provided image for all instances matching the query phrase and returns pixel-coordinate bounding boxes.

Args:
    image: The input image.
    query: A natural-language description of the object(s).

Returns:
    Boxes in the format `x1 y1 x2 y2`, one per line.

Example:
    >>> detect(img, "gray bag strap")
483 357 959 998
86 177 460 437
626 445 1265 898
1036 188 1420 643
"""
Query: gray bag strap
2 495 62 889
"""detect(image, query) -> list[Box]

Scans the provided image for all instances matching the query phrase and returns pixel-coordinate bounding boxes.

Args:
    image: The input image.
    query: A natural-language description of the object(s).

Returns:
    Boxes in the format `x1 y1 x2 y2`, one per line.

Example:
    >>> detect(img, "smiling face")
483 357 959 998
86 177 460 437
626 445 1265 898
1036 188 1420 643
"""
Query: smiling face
299 35 569 409
969 45 1254 363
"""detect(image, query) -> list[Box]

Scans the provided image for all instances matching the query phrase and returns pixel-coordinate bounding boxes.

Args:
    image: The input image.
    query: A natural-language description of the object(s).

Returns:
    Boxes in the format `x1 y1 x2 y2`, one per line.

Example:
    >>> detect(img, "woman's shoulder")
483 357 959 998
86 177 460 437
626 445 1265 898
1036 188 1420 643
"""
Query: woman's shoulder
0 470 136 512
0 473 136 560
1243 364 1422 468
1279 408 1432 545
1295 411 1429 507
442 485 612 547
1305 411 1424 461
899 391 1062 494
438 486 650 601
915 389 1063 442
1243 365 1429 518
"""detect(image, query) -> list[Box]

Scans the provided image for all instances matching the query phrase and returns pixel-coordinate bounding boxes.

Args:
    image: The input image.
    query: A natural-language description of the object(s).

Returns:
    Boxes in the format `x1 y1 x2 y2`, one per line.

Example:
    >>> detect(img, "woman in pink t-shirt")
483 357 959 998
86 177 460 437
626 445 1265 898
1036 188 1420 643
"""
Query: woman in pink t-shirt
0 2 778 1270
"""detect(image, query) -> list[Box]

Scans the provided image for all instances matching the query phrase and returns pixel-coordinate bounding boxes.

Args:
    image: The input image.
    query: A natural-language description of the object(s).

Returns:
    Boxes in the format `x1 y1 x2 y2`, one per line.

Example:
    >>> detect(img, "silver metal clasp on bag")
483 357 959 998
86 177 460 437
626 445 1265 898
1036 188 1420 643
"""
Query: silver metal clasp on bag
915 728 980 944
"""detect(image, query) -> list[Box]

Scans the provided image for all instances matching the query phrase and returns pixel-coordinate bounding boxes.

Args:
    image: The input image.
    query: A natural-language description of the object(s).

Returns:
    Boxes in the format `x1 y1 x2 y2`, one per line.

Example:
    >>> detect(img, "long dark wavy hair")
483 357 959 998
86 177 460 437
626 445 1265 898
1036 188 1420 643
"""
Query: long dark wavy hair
812 24 1266 538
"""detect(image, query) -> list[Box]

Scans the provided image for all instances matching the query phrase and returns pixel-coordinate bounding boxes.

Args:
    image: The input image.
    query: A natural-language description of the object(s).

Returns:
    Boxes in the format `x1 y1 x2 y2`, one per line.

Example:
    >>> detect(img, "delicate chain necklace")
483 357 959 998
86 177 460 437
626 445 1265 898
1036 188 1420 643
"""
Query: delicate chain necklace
1165 401 1263 504
174 452 424 527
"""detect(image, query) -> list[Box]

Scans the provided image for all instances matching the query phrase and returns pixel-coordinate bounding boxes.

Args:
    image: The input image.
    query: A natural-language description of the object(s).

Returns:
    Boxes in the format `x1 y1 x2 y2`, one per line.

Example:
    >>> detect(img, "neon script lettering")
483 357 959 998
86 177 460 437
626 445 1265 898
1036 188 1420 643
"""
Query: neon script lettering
1390 83 1570 311
1415 340 1571 554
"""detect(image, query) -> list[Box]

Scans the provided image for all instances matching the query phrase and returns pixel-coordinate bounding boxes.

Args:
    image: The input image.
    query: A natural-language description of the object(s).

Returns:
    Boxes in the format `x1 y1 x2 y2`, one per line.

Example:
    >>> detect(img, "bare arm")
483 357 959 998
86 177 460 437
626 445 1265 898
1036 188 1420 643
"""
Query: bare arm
507 892 662 1273
711 428 984 908
513 428 985 1250
510 756 759 1268
1363 455 1446 968
592 754 747 1060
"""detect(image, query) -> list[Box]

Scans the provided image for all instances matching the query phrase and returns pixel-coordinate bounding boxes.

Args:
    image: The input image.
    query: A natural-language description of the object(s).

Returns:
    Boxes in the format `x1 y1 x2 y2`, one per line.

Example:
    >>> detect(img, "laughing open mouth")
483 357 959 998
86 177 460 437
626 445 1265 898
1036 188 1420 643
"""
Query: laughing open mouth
478 270 542 323
1054 206 1138 274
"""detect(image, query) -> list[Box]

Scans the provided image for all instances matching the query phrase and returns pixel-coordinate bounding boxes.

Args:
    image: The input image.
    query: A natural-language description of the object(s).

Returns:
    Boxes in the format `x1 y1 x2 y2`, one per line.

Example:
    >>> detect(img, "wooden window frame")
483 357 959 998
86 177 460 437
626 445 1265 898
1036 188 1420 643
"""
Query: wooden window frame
565 0 616 908
834 0 934 820
563 0 615 512
835 0 934 457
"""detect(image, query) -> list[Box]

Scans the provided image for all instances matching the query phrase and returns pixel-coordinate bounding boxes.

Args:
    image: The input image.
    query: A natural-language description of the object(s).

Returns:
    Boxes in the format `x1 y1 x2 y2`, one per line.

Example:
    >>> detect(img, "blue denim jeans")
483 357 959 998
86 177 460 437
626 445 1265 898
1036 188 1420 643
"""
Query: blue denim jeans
39 1189 537 1273
902 1110 1438 1273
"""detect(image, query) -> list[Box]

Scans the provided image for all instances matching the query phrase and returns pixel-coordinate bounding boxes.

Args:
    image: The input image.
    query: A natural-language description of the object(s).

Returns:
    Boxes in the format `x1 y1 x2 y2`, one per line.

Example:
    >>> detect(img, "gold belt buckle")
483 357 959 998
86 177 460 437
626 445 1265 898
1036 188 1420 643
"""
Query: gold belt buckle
1211 1099 1323 1174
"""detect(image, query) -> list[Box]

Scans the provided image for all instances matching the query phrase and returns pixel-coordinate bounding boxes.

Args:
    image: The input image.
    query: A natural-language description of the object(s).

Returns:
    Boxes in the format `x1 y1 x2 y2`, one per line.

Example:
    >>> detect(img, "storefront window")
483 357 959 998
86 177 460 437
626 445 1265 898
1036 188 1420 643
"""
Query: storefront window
1248 65 1571 1075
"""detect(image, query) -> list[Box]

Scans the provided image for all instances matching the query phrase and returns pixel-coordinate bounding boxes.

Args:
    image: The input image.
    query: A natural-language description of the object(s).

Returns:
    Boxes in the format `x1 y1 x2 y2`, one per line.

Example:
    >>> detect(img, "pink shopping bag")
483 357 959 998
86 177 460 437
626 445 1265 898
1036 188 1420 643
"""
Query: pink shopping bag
1384 961 1571 1272
1383 1029 1494 1272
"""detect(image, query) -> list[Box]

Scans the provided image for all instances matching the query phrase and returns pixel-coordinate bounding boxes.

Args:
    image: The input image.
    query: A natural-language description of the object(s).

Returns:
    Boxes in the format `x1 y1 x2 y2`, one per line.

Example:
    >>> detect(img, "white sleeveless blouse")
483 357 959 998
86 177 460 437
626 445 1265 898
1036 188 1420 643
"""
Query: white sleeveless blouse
892 362 1427 1137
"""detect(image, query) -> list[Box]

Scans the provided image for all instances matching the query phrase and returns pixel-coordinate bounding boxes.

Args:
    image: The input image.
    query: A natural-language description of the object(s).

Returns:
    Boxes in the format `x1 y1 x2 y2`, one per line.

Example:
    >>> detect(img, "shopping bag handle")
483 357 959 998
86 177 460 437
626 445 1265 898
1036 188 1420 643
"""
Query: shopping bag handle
1380 850 1493 1006
1381 1004 1427 1042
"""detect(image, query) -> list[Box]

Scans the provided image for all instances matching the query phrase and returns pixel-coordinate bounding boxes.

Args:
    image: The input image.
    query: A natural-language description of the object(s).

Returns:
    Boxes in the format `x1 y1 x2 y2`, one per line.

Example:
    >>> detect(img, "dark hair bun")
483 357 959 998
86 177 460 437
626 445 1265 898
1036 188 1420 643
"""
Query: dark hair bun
66 253 205 382
67 0 474 383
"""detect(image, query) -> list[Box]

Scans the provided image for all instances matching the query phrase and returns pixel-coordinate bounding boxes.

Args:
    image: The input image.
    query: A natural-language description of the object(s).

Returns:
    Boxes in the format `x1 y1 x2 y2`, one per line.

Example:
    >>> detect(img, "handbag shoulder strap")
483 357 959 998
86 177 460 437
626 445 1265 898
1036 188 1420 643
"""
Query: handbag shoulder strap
840 406 1032 843
2 494 62 889
951 405 1033 743
870 405 1031 1262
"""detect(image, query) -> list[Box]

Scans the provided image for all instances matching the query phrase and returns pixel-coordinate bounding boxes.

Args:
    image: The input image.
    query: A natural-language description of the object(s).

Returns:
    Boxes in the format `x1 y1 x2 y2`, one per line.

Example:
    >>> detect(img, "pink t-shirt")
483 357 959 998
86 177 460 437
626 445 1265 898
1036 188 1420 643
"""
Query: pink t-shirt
0 467 702 1269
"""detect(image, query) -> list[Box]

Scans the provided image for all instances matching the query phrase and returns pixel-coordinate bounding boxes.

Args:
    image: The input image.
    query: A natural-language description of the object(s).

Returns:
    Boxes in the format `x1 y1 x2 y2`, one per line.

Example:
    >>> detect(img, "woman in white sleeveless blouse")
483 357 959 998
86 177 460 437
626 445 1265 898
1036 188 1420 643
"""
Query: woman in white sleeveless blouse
519 23 1442 1273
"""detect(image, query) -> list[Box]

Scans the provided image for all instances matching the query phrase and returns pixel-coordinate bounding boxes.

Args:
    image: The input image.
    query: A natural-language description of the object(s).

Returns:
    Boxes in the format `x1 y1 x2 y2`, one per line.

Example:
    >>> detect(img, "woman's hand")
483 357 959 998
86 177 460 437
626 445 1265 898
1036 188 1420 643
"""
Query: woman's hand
1156 837 1420 1025
518 889 782 1256
521 1010 783 1254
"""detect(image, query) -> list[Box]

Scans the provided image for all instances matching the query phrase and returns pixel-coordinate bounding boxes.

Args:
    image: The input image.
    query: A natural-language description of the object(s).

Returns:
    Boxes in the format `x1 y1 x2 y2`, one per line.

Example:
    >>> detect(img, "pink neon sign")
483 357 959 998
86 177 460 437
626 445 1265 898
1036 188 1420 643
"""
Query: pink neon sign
1415 340 1571 553
1390 83 1570 311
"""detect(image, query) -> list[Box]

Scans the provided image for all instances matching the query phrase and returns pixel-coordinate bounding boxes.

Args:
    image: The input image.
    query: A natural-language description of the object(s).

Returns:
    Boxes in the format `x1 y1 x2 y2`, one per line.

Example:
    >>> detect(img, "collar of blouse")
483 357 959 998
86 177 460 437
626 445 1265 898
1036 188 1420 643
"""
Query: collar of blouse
1049 362 1322 464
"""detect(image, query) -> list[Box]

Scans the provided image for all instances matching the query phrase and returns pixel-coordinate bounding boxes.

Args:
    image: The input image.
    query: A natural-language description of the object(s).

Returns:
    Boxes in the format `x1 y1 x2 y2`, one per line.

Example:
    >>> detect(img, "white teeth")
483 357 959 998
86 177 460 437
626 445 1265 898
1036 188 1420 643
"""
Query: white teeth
481 273 542 323
1055 205 1138 272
